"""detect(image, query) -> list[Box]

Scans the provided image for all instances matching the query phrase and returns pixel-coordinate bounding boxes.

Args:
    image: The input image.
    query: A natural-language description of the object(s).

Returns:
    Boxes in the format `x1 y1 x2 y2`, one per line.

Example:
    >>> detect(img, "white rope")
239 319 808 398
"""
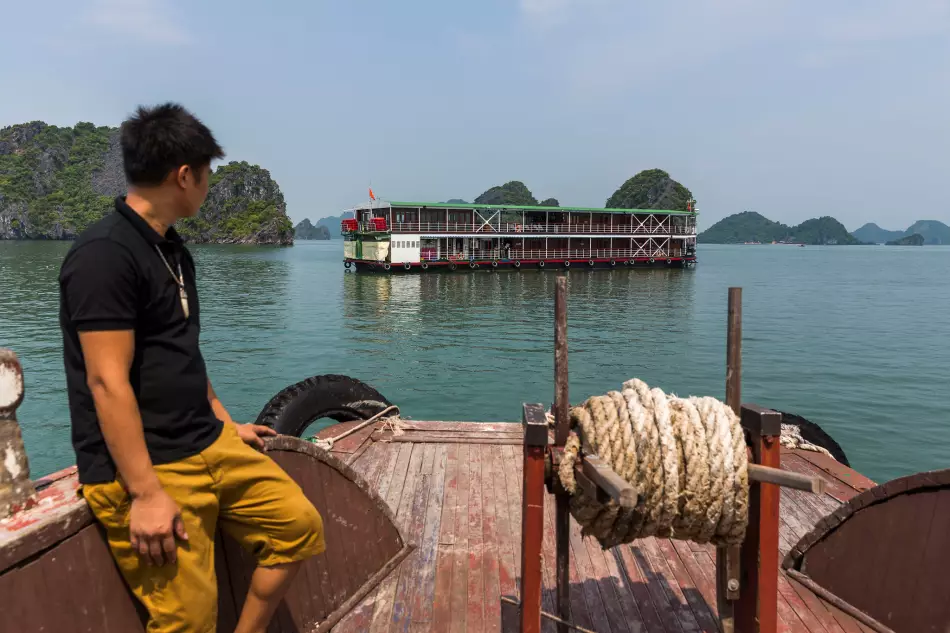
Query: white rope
311 405 400 450
557 379 749 548
779 423 834 459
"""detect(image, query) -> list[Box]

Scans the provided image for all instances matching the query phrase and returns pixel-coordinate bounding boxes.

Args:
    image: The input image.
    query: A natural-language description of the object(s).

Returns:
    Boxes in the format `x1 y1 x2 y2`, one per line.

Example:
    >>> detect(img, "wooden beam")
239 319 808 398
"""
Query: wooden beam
553 276 571 633
748 464 825 494
736 404 782 633
718 286 743 625
520 404 548 633
579 455 638 508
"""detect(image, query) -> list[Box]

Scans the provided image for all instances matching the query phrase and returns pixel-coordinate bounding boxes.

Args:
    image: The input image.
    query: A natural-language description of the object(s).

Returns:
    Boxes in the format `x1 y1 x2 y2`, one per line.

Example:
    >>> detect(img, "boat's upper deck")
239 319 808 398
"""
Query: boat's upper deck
342 202 698 238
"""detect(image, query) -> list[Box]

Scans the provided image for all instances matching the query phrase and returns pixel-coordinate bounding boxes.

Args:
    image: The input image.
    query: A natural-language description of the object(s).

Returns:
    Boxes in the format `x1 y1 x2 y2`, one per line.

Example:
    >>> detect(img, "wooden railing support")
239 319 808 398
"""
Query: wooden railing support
553 276 571 633
0 349 36 519
520 403 549 633
736 404 782 633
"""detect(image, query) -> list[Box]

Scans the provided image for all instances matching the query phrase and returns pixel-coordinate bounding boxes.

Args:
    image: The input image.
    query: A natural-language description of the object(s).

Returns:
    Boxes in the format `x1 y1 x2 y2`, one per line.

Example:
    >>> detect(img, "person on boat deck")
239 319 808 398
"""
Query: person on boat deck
58 103 325 633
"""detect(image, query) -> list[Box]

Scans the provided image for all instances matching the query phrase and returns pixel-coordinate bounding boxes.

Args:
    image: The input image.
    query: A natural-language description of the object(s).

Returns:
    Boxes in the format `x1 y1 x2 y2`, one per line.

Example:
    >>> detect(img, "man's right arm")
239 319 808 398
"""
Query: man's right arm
79 329 187 566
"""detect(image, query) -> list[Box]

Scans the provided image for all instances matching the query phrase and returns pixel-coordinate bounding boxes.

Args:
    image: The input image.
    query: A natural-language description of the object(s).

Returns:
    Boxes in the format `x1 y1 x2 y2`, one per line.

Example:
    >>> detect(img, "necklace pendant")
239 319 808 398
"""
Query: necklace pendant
180 286 190 319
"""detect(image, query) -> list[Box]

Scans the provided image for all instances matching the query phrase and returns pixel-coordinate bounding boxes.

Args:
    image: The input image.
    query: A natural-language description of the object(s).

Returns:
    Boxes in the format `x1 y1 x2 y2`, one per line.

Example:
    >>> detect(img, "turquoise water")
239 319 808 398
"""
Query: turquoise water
1 240 948 483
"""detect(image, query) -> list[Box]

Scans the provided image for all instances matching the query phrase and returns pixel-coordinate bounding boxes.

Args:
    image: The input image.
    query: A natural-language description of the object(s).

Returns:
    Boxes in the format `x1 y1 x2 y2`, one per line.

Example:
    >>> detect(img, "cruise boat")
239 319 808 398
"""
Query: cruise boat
341 200 698 272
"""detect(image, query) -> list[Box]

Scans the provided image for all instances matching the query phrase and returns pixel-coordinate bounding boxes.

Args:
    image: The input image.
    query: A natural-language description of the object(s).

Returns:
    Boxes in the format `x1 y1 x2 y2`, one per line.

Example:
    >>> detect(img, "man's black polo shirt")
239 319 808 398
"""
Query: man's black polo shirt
59 197 223 484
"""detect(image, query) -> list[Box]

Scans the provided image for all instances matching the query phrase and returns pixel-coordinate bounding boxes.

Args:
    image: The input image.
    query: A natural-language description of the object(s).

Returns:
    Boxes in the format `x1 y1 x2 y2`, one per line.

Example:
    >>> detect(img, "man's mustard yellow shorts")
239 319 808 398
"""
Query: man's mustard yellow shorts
82 422 325 633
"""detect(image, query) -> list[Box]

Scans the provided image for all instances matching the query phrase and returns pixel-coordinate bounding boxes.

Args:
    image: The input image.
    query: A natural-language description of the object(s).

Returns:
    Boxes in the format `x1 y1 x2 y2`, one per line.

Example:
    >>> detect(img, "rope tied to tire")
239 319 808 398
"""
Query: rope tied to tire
555 379 749 549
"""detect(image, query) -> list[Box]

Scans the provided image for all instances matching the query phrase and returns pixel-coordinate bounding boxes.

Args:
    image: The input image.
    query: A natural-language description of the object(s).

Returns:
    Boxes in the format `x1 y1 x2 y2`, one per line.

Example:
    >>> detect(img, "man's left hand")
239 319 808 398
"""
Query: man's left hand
235 423 277 450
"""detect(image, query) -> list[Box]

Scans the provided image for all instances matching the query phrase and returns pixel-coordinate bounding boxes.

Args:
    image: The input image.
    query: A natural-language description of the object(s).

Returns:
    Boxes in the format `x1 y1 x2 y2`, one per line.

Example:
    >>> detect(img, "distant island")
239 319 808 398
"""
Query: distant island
852 220 950 245
0 121 293 244
294 218 330 240
886 233 924 246
699 212 861 245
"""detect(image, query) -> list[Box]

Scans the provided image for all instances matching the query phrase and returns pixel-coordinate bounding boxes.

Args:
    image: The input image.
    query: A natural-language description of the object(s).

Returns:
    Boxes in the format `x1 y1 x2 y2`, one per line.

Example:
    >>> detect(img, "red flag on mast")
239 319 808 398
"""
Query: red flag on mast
369 187 376 200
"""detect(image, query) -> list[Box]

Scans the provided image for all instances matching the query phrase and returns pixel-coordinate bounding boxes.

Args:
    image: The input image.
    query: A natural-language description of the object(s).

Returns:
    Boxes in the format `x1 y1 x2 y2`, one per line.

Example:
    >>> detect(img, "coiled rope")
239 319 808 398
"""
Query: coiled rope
556 379 749 549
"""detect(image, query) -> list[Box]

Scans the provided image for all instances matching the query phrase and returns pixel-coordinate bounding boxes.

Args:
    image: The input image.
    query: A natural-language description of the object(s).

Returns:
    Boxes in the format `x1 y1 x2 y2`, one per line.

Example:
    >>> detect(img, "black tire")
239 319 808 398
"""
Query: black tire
588 260 595 267
513 261 521 269
469 262 477 269
491 261 498 268
383 263 391 271
344 261 351 269
666 259 672 264
564 261 571 268
421 262 428 270
539 261 545 268
610 260 616 267
649 258 655 264
255 375 393 438
450 263 457 271
404 262 411 270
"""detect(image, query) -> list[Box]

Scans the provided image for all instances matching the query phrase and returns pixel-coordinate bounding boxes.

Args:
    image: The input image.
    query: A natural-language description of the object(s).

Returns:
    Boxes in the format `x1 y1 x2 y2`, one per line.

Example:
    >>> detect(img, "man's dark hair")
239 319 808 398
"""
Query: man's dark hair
120 103 225 186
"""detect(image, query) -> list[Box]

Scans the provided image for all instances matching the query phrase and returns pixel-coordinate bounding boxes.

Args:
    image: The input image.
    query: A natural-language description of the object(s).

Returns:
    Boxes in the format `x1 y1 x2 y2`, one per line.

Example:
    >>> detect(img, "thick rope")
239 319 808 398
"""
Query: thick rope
556 379 749 548
779 423 834 459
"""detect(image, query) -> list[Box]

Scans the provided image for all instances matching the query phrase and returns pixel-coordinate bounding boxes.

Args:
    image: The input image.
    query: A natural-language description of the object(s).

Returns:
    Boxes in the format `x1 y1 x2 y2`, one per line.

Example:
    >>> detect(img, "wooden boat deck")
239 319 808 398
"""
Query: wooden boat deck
322 421 879 633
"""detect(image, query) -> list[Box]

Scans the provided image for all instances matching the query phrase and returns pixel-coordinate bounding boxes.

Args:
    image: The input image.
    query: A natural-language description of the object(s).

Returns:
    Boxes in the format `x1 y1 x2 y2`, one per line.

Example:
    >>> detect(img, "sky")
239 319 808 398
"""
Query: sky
1 0 948 230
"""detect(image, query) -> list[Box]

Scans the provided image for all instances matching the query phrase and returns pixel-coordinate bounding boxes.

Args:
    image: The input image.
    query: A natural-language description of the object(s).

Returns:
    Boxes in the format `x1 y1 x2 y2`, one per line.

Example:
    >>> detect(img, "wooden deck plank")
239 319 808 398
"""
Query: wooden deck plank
568 515 616 633
481 446 503 633
410 445 448 629
777 573 831 633
391 444 436 633
785 577 846 633
656 539 719 633
466 444 486 633
641 536 700 633
784 449 875 496
583 533 632 633
449 443 472 633
693 552 718 621
492 445 522 633
544 483 594 632
370 444 422 633
601 543 648 633
401 422 521 433
670 540 719 628
616 542 669 633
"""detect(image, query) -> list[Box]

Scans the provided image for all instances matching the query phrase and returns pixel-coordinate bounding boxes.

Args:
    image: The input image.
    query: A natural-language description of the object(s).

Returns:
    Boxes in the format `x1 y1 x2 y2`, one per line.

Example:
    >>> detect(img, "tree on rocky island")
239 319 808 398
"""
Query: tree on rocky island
474 181 538 206
606 169 693 210
538 198 559 207
294 218 331 240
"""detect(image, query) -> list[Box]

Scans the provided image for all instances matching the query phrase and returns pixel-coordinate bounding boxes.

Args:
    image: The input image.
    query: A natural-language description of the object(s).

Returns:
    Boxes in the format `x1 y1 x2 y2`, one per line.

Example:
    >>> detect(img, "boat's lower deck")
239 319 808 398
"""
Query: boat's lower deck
347 257 696 273
322 421 877 633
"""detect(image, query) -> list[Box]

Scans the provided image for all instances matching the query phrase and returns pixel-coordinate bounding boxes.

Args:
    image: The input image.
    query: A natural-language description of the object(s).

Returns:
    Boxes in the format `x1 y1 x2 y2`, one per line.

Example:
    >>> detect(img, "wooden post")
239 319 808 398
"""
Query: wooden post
0 349 36 519
553 276 571 633
521 403 549 633
736 404 782 633
718 288 742 631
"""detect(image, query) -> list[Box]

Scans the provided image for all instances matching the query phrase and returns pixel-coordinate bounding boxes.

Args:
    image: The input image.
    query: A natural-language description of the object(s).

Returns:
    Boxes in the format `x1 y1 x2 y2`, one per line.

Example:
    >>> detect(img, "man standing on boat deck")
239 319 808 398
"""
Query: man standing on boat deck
58 103 325 633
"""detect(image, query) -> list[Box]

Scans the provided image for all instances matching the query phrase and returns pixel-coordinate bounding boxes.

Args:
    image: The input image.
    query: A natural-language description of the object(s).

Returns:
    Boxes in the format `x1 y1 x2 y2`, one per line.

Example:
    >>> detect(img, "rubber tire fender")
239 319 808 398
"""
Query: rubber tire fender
255 375 392 438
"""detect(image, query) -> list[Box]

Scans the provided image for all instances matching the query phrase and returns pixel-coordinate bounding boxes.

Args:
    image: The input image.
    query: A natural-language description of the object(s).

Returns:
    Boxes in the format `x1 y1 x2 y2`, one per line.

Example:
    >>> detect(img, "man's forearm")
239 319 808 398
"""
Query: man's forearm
89 378 161 498
207 380 236 425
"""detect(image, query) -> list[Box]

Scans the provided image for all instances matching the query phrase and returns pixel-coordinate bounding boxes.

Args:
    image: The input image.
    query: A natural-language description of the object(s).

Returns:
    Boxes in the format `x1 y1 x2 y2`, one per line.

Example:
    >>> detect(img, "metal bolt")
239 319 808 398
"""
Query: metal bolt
727 578 740 592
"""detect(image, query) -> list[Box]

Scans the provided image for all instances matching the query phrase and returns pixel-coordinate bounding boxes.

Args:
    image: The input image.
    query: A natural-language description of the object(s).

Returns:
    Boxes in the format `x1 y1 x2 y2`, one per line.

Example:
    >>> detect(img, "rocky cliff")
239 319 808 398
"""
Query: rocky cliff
0 121 293 244
294 218 331 240
606 169 693 210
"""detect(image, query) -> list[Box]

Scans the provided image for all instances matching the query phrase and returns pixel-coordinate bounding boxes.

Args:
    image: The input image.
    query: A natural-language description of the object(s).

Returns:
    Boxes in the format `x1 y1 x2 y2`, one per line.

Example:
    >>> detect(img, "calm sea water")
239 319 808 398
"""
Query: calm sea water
1 240 948 482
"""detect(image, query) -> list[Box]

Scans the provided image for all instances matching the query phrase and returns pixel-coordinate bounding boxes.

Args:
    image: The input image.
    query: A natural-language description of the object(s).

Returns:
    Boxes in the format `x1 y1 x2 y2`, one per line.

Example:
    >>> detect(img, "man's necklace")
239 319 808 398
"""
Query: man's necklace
154 246 190 319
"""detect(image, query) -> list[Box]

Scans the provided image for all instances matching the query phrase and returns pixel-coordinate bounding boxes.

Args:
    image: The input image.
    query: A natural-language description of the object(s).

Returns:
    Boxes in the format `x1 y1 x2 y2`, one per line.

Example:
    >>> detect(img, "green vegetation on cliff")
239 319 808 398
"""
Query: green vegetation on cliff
0 122 115 237
886 233 924 246
474 181 538 206
1 121 293 244
539 198 559 207
699 211 863 245
294 218 331 240
605 169 693 210
851 223 903 244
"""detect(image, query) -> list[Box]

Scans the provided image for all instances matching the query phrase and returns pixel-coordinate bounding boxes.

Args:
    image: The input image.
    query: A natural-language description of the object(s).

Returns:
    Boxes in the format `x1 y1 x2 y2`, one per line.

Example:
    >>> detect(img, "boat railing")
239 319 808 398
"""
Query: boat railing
389 222 696 236
422 248 686 261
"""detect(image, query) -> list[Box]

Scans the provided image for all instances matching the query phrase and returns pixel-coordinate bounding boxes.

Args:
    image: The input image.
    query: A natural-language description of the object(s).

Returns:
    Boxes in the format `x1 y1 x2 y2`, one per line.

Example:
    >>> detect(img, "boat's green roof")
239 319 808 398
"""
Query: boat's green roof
383 201 696 215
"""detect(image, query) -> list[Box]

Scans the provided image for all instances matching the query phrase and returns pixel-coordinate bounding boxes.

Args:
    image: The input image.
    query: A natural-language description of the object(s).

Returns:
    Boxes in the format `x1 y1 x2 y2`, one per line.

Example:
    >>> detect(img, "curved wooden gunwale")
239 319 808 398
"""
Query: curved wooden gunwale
0 435 411 633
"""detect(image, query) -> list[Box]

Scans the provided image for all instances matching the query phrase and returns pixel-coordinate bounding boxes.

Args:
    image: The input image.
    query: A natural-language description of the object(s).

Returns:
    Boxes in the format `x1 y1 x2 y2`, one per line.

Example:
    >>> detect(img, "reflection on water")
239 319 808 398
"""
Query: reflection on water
2 240 950 482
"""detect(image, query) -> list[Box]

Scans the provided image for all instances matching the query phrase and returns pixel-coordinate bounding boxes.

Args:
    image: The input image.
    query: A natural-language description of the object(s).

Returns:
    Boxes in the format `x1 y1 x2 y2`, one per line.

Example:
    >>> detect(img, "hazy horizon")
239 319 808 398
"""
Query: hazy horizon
1 0 947 230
